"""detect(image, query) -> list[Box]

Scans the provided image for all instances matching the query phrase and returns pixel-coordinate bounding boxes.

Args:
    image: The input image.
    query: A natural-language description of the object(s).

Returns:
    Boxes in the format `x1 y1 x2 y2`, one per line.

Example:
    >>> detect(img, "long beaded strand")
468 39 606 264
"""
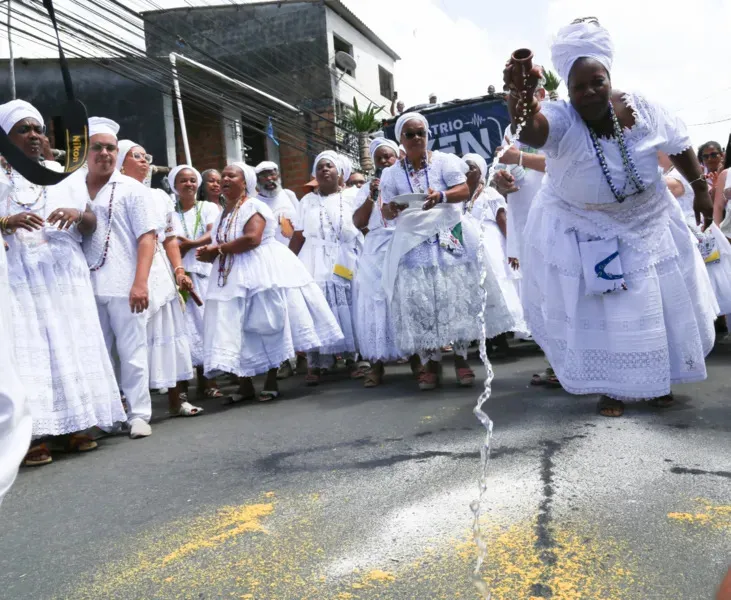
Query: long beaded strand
89 183 117 272
318 191 343 242
216 198 244 287
402 153 431 194
177 200 203 239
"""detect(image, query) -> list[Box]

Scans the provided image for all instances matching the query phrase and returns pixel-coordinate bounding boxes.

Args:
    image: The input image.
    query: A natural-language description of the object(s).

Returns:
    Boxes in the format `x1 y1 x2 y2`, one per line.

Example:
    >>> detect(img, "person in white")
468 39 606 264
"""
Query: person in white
289 151 361 385
0 101 125 466
0 185 31 501
462 153 530 350
71 117 159 438
660 151 731 317
352 138 413 387
197 162 343 401
255 160 299 247
169 164 225 400
503 18 717 417
379 112 514 390
117 142 200 417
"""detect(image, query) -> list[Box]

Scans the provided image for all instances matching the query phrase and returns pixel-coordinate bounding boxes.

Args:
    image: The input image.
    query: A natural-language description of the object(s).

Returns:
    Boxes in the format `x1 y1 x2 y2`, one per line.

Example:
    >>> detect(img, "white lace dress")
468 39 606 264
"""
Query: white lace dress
379 151 514 355
203 198 344 377
173 200 220 367
463 187 530 338
295 191 359 357
1 168 126 437
523 94 717 400
666 167 731 315
352 183 401 362
146 189 194 388
504 142 545 262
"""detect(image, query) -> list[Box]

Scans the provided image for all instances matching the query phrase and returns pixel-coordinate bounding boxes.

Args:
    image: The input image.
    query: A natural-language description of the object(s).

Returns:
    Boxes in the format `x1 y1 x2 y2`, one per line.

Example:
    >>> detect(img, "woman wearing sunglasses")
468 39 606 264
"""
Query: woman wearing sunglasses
379 112 514 390
118 141 202 418
0 101 126 466
698 141 725 197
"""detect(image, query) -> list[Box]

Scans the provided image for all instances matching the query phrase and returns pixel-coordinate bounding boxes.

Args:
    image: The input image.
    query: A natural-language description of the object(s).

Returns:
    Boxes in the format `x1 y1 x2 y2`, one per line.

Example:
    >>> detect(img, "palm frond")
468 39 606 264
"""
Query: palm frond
340 97 385 133
543 69 561 92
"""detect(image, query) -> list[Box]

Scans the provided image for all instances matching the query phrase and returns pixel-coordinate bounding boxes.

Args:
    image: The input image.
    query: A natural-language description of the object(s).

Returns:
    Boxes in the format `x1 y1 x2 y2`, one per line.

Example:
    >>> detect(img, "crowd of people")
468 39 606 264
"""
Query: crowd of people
1 17 730 476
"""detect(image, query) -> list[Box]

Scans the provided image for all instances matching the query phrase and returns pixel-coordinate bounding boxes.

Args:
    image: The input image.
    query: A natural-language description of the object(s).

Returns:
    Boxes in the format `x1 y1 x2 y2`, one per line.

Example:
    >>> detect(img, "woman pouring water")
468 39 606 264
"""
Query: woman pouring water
503 18 717 417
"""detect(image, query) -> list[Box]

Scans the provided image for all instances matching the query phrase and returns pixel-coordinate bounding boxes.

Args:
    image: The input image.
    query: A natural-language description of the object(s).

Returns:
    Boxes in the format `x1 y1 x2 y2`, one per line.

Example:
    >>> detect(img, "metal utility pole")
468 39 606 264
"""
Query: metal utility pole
4 0 15 99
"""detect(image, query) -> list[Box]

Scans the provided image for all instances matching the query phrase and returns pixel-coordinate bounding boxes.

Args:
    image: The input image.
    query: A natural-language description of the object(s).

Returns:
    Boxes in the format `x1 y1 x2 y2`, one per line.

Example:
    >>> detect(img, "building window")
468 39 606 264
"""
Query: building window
378 66 394 99
333 34 355 77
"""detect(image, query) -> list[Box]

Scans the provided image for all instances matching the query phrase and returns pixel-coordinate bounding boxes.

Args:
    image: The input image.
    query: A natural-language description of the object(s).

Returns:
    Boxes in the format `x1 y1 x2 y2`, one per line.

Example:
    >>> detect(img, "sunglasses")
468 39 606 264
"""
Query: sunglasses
90 143 118 153
15 124 46 135
130 151 153 163
403 129 427 140
702 152 720 159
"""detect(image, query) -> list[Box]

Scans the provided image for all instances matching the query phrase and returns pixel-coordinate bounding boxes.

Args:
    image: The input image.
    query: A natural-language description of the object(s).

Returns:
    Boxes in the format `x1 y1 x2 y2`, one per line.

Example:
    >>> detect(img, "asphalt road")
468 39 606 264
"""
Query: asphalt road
1 342 729 600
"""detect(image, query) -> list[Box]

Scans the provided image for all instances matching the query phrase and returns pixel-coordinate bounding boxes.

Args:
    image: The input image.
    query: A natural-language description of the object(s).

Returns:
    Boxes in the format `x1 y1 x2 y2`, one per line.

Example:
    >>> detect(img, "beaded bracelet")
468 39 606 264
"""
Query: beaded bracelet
439 191 447 204
688 175 707 187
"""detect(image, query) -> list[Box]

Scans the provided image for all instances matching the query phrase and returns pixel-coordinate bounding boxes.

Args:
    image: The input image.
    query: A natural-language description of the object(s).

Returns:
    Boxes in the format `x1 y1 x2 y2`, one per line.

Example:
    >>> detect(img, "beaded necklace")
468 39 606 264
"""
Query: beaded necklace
465 182 485 214
317 191 343 242
177 200 203 239
587 101 646 203
3 160 47 212
215 197 245 287
402 153 431 194
89 183 117 272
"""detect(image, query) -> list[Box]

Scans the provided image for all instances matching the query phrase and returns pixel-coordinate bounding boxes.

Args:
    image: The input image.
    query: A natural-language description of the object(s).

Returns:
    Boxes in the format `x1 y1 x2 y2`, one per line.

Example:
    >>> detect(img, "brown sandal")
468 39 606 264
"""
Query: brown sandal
64 434 98 453
649 394 674 408
598 396 625 417
364 365 384 388
24 443 53 467
456 367 475 387
305 369 321 387
418 370 440 391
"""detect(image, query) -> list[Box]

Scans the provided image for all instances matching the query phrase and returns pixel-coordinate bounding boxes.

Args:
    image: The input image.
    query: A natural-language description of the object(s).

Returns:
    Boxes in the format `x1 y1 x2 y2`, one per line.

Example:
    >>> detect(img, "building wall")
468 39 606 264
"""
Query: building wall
325 7 396 112
0 58 168 167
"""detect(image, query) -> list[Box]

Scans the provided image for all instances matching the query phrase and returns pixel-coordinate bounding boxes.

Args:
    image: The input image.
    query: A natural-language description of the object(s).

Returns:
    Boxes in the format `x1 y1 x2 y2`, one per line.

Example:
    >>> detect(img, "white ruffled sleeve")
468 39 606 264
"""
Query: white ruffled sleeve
652 100 692 156
379 165 399 203
440 152 467 188
539 100 572 158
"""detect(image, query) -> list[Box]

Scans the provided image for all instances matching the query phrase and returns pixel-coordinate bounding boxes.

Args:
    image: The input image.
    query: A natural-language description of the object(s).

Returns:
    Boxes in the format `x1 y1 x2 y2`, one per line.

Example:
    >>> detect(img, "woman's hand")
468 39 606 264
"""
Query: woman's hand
694 187 714 230
369 178 380 198
196 244 219 263
422 188 442 211
382 201 406 220
496 145 521 166
6 212 44 232
176 271 194 292
493 170 519 195
129 282 149 314
502 58 542 97
46 208 81 230
508 257 520 270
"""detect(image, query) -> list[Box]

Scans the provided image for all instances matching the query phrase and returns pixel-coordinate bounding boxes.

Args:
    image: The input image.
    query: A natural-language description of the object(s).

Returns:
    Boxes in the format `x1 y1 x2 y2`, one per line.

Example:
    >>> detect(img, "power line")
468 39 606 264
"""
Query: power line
687 116 731 127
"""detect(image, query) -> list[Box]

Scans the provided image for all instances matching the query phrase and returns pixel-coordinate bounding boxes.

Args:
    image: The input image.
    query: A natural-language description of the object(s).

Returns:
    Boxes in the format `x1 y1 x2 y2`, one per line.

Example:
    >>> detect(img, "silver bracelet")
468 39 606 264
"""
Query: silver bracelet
689 175 707 187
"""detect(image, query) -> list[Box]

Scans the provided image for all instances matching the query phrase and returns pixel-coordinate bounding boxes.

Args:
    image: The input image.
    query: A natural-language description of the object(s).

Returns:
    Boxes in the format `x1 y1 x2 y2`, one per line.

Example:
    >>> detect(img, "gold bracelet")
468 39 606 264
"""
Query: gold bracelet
174 266 186 273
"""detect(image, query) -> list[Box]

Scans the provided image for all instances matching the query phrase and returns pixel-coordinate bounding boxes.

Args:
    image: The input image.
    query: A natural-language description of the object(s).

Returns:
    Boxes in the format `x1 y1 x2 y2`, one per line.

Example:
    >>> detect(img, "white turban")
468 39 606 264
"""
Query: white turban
168 164 202 193
551 20 614 84
394 112 429 142
311 150 342 177
369 138 399 162
88 116 120 139
255 160 279 174
231 162 258 196
0 100 44 134
116 139 138 171
462 153 488 181
338 155 352 183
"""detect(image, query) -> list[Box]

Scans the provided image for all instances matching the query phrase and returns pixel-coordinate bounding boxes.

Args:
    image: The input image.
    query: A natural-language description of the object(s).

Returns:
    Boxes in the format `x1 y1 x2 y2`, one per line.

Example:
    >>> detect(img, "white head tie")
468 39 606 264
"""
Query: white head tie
168 164 202 193
116 139 138 171
369 138 399 162
88 117 120 139
231 162 258 196
339 155 352 183
395 112 429 142
551 19 614 84
255 161 279 174
311 150 342 177
462 153 488 182
0 100 43 134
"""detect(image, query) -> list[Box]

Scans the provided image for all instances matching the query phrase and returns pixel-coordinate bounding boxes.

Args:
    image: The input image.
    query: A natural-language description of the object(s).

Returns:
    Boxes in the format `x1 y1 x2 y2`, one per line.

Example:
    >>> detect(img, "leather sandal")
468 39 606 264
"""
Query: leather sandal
24 443 52 467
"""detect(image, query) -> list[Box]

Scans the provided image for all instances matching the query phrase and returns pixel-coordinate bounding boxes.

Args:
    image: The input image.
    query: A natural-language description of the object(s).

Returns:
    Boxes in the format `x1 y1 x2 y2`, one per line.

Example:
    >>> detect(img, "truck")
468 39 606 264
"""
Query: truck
380 93 511 164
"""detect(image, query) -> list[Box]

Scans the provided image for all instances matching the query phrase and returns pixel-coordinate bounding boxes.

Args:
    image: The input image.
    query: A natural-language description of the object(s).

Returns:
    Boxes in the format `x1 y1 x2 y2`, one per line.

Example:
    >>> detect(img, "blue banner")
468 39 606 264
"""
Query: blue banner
384 98 510 163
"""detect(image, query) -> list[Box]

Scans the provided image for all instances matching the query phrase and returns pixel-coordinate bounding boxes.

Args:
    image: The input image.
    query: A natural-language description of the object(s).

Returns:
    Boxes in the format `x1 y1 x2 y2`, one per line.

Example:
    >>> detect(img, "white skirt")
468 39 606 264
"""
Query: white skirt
523 198 717 401
6 243 126 437
203 282 345 378
184 272 208 367
354 233 401 362
147 295 194 388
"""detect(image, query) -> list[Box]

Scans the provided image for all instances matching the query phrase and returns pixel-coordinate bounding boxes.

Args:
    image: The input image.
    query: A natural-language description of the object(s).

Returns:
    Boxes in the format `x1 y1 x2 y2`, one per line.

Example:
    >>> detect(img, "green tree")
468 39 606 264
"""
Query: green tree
543 69 561 101
340 97 384 173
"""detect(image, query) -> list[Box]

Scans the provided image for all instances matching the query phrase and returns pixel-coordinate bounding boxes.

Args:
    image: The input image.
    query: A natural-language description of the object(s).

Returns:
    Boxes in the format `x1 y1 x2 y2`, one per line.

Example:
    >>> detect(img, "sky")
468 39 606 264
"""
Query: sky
1 0 729 149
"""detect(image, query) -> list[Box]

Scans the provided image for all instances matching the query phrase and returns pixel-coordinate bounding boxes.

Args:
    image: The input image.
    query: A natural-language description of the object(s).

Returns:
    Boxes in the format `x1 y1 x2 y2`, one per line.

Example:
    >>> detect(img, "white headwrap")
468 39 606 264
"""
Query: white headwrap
116 139 138 171
369 138 399 162
394 112 429 142
168 164 202 193
88 117 120 139
0 100 44 134
339 155 352 183
311 150 342 177
231 162 258 196
255 160 279 175
462 153 488 182
551 20 614 84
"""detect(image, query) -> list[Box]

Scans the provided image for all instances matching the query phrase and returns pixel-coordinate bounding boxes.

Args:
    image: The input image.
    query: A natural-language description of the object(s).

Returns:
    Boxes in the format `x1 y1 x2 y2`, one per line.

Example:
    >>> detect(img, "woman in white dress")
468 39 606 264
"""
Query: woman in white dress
503 18 717 417
168 165 225 400
352 138 418 386
117 142 201 417
379 113 515 390
0 100 125 466
462 153 530 351
197 162 343 401
660 152 731 317
289 151 360 385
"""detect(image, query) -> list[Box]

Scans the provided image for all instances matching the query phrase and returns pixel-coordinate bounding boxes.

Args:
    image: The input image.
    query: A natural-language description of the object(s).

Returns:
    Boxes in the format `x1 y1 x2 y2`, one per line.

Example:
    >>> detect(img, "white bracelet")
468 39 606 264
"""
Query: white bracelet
518 151 524 168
